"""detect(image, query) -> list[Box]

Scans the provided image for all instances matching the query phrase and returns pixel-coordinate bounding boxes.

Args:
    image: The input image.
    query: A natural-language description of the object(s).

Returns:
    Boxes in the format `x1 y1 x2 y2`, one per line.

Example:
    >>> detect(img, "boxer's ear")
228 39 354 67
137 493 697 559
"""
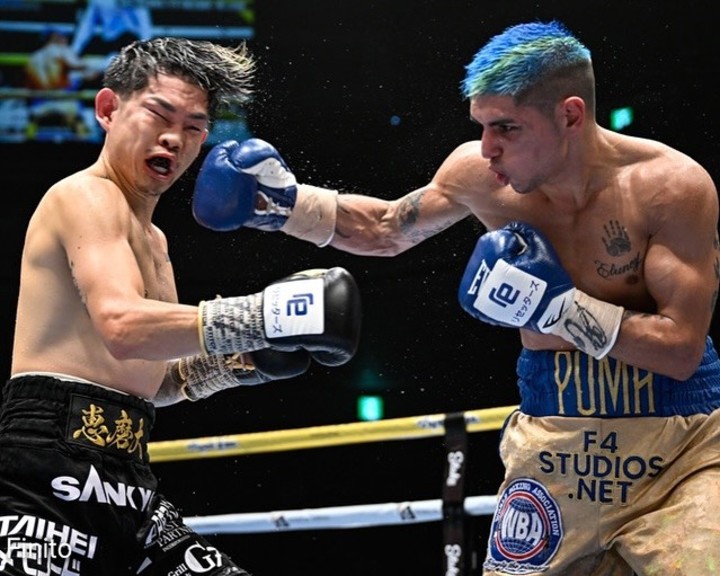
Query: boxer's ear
95 88 119 132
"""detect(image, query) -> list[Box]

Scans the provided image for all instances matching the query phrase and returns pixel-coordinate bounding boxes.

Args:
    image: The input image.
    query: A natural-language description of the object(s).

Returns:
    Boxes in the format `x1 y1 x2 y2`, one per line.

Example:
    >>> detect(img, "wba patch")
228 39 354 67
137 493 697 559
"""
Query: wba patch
484 478 563 574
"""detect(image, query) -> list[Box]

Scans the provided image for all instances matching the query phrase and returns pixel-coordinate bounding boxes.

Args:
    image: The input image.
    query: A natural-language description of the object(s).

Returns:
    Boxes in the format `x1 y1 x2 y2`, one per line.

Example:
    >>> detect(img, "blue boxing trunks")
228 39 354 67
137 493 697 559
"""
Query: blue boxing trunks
482 337 720 575
0 374 250 575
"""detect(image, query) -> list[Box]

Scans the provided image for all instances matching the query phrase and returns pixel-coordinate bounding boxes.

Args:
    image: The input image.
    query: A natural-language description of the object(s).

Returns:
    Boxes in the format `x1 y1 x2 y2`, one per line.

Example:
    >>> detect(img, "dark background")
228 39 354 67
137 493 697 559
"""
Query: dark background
1 1 719 574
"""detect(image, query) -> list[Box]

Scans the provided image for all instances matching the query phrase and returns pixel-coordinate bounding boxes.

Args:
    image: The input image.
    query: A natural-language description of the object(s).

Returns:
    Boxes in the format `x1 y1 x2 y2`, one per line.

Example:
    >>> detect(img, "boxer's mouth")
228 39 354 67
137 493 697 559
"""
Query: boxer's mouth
147 157 172 175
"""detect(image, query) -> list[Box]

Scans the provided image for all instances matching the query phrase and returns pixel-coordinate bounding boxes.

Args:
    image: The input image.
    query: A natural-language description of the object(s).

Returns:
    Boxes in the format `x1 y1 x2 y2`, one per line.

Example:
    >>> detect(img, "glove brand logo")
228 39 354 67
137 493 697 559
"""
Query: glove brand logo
264 278 325 337
489 283 520 308
286 292 314 316
536 290 575 335
541 298 566 329
473 260 548 327
467 260 491 296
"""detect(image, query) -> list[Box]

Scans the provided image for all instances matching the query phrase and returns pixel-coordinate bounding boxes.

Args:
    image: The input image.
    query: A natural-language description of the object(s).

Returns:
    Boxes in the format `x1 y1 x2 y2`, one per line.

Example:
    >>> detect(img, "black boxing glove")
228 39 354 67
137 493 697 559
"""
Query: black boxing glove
199 267 361 367
263 267 362 366
174 348 312 401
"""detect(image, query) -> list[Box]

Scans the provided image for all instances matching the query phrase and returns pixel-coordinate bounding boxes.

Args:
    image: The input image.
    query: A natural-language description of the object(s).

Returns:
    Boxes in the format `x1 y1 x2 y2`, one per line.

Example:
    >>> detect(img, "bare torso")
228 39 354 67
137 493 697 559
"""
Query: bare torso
331 126 718 371
12 168 178 398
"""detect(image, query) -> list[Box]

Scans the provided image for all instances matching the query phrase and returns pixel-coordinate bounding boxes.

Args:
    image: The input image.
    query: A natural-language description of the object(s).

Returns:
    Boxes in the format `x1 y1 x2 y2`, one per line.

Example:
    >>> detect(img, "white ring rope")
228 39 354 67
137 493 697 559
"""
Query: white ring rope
184 495 498 534
158 406 514 535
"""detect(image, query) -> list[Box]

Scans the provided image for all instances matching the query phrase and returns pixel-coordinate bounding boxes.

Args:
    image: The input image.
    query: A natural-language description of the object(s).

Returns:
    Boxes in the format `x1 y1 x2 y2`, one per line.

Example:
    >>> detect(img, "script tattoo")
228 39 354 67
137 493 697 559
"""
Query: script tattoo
602 219 631 256
595 252 642 280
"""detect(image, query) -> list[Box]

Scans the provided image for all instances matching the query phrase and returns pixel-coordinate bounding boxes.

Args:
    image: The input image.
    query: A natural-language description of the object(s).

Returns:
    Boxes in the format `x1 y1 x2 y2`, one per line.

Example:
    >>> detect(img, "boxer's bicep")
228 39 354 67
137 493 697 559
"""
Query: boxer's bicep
60 182 145 316
645 167 718 332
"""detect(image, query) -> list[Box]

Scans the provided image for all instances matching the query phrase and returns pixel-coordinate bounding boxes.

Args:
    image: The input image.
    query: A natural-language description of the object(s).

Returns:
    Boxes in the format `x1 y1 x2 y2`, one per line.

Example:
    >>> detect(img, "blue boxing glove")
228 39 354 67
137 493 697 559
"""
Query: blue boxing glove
458 221 624 358
193 139 338 246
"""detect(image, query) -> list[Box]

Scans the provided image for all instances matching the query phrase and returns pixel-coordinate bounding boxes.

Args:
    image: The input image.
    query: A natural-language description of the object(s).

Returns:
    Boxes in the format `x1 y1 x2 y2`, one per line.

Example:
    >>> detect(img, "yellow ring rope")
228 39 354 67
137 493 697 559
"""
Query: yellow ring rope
148 404 517 462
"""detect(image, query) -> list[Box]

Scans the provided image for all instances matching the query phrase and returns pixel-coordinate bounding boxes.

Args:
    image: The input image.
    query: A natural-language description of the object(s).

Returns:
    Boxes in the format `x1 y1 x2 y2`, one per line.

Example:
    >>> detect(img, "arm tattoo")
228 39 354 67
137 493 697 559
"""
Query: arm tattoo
397 190 423 234
397 190 456 244
623 310 652 320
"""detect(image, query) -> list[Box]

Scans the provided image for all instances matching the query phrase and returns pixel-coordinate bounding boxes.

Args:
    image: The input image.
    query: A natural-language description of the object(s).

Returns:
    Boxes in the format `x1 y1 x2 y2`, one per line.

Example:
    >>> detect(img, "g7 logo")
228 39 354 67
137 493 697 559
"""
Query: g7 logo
489 283 519 308
184 543 222 572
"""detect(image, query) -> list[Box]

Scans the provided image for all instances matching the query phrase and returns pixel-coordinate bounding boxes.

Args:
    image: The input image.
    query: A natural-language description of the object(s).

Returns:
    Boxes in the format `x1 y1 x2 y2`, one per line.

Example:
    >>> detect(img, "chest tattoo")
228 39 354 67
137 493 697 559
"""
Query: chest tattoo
601 219 631 256
595 220 640 283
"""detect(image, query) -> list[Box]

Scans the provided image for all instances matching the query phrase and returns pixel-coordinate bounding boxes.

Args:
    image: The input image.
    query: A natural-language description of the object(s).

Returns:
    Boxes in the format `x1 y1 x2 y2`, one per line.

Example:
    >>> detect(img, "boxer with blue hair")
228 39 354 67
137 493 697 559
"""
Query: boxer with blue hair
193 21 720 574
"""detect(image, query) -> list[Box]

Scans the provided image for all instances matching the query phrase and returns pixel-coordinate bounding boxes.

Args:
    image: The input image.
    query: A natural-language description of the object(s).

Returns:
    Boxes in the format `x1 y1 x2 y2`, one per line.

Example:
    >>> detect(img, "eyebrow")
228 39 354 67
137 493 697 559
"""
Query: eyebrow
147 96 209 122
487 117 516 127
471 116 518 129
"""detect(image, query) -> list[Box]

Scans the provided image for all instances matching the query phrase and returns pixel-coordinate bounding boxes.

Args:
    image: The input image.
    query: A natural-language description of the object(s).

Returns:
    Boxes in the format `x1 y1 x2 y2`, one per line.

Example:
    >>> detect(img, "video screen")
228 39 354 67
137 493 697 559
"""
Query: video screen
0 0 255 144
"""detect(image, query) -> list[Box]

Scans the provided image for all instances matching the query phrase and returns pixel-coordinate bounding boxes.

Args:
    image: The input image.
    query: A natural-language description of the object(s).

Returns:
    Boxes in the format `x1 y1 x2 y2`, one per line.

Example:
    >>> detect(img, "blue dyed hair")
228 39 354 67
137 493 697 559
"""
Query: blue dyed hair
462 21 594 113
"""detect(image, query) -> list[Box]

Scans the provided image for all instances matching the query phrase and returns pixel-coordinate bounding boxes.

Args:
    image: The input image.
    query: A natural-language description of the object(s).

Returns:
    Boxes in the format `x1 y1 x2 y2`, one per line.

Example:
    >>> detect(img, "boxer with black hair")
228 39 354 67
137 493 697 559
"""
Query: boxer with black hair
1 37 361 575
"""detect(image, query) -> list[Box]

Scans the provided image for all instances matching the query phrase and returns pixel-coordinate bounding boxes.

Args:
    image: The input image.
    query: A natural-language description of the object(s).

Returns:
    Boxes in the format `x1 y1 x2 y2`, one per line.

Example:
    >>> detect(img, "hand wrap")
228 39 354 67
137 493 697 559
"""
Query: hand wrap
176 348 311 401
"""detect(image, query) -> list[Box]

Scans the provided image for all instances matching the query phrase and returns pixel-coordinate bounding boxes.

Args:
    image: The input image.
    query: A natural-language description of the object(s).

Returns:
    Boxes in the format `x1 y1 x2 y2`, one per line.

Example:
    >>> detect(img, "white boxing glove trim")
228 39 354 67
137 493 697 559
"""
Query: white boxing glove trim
281 184 338 247
472 258 550 327
548 289 624 359
261 277 325 338
199 293 267 355
241 155 298 189
177 353 255 401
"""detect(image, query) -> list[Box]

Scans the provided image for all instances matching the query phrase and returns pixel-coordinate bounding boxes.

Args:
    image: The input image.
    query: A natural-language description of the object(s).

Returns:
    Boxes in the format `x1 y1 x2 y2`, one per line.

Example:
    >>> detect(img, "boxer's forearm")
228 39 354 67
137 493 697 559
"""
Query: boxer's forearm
328 193 418 256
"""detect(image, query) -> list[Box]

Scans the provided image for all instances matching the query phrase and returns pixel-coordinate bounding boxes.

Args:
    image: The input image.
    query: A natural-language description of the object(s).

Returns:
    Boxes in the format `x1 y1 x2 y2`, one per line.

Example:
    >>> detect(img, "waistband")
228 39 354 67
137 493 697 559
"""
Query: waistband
517 336 720 418
1 375 156 461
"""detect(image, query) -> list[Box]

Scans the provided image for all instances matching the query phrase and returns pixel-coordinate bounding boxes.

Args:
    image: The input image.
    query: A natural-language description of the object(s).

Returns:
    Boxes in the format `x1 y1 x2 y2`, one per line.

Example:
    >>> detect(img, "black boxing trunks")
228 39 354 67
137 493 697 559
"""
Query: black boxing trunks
0 374 250 575
482 337 720 575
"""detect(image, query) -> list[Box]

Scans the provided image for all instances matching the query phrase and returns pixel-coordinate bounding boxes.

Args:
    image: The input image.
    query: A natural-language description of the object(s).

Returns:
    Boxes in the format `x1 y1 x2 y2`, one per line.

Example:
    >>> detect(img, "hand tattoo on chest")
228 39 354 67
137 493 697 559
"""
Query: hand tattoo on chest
595 219 641 283
601 219 631 256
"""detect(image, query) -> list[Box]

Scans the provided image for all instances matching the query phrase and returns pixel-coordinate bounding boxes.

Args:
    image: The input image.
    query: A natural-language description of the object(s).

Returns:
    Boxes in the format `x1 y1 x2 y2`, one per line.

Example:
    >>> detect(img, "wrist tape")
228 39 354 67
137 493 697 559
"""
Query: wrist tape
199 293 267 355
282 184 338 247
177 353 254 401
548 289 624 359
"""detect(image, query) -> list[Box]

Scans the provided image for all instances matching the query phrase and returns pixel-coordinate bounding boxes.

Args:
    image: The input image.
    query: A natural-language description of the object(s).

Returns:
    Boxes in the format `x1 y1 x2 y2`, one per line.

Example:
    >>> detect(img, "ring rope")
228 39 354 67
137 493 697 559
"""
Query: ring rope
148 404 517 462
184 495 498 535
